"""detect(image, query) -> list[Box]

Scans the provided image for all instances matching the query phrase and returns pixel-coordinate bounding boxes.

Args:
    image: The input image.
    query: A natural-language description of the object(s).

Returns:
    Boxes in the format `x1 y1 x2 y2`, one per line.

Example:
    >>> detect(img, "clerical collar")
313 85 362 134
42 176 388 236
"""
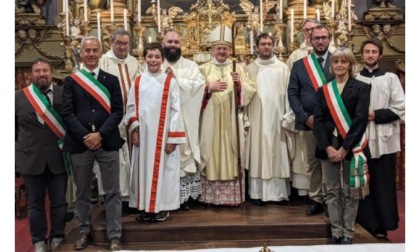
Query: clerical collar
360 67 386 78
212 57 229 66
256 55 277 65
107 50 129 63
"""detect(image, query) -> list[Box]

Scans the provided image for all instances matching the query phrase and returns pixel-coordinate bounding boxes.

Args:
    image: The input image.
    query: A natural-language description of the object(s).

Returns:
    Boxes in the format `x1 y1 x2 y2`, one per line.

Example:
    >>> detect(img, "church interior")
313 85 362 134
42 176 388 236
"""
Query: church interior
14 0 406 251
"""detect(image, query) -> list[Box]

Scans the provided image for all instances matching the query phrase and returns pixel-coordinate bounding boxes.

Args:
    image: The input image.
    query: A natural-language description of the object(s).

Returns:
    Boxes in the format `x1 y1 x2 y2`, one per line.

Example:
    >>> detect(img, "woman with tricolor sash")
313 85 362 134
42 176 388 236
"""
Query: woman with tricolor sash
313 47 370 245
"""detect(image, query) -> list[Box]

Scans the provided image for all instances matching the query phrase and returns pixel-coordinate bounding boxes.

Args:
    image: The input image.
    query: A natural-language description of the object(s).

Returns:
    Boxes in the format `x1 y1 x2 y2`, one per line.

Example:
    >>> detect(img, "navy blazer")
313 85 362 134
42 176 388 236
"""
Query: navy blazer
313 78 371 160
287 52 335 130
15 85 66 175
62 69 124 153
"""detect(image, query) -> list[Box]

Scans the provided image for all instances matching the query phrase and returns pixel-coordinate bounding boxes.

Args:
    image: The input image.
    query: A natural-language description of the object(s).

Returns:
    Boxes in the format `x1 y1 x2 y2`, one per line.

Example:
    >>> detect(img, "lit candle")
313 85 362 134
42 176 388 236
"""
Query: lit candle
62 0 65 13
250 31 254 54
331 0 335 18
97 12 101 42
316 9 320 22
124 9 128 30
148 36 152 43
279 0 283 22
260 0 263 32
110 0 114 24
303 0 307 19
290 9 294 43
83 0 88 22
137 0 141 24
65 0 69 36
348 0 352 31
157 0 161 32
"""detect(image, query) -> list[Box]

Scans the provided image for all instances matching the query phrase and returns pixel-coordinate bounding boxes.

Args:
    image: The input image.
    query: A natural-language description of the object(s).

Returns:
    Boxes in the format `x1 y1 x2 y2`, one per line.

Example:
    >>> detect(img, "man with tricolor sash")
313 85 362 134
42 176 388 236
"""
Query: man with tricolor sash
15 58 68 252
313 47 370 244
284 19 336 204
61 36 124 251
287 25 335 216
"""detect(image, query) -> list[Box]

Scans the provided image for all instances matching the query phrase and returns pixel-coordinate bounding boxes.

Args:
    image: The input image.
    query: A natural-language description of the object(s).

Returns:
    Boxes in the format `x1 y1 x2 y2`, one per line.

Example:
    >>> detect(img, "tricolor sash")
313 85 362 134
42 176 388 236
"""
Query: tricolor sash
322 80 369 199
23 84 73 175
72 69 111 113
303 53 328 90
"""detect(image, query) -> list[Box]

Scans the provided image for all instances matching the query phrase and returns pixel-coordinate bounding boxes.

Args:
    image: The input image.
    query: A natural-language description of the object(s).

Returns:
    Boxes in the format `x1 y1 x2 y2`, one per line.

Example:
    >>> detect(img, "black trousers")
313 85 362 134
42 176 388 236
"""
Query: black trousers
24 168 68 243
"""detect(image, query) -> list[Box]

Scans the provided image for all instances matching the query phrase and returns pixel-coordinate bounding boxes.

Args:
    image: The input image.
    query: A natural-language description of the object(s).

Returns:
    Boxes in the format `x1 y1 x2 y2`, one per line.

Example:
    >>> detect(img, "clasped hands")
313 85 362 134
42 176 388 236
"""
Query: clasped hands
326 146 348 163
83 132 102 150
131 128 176 154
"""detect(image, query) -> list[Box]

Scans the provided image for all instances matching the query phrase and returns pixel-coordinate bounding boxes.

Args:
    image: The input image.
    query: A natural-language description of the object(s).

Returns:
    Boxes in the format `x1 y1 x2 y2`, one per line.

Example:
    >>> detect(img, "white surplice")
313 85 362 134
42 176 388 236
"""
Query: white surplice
125 71 186 212
245 55 291 201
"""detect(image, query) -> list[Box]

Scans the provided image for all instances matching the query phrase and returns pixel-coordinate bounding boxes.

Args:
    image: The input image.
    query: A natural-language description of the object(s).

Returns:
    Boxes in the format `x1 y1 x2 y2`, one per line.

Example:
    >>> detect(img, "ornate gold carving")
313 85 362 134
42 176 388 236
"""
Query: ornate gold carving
361 24 404 53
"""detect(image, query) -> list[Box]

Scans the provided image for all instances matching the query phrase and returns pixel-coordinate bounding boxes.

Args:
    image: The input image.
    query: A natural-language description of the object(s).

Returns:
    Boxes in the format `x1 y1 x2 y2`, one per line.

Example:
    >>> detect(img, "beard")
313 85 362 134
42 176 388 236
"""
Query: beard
164 47 182 63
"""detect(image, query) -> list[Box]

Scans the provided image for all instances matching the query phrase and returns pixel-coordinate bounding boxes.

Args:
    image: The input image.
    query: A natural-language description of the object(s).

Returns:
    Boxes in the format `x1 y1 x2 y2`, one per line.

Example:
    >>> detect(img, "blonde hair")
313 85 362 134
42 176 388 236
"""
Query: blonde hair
329 47 359 76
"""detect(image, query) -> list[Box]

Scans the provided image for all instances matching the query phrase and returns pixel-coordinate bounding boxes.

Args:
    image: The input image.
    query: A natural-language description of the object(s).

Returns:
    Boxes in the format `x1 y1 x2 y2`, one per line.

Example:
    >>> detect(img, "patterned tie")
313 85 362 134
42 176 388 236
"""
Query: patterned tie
317 57 324 70
90 71 95 77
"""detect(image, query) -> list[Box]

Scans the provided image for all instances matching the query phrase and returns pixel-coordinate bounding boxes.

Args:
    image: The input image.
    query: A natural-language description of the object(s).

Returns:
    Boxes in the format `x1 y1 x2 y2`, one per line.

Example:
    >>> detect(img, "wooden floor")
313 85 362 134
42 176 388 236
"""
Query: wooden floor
56 200 382 251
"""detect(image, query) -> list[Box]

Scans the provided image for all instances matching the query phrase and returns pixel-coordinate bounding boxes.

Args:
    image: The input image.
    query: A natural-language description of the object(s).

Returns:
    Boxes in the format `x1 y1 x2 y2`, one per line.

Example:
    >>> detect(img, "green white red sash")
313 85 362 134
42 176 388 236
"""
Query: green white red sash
23 83 66 149
23 84 73 175
71 69 111 113
303 53 327 90
322 80 369 199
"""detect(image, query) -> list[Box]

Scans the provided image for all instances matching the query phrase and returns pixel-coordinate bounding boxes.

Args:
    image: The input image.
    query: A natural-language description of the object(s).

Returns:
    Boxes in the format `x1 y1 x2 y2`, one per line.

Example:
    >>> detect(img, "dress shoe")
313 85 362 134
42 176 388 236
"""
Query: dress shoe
74 233 91 250
109 237 122 251
34 241 47 252
180 202 190 211
250 199 264 206
341 236 353 244
306 202 324 215
375 227 388 238
327 236 341 245
135 211 152 222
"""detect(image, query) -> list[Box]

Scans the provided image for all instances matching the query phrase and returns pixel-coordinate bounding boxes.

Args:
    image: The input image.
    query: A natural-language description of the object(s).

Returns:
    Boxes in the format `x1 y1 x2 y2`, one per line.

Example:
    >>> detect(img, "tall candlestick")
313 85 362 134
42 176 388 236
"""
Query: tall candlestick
348 0 352 31
250 31 254 54
331 0 335 18
84 0 88 22
97 12 101 42
157 0 161 32
65 0 69 36
303 0 307 19
137 0 141 24
62 0 65 13
110 0 114 24
290 9 294 43
279 0 283 22
124 9 128 30
260 0 263 32
316 9 320 22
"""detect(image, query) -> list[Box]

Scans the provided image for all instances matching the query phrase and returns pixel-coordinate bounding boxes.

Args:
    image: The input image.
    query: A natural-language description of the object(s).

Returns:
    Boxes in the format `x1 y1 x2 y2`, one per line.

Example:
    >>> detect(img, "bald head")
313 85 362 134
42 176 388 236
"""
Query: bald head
162 31 182 63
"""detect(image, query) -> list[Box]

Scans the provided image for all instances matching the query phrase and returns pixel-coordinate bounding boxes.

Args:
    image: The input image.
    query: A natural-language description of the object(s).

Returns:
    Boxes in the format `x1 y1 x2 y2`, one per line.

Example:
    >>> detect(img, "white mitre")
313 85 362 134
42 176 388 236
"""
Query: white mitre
208 24 232 46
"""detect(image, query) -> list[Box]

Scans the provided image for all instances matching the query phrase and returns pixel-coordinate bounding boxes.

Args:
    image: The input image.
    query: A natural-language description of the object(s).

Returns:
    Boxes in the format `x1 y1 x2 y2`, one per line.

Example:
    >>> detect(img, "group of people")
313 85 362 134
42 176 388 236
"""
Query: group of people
15 19 404 252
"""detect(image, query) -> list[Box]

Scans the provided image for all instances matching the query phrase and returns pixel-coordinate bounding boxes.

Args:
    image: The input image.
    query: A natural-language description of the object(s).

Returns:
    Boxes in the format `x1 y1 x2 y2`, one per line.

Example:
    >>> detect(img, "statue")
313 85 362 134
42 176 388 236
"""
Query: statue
375 0 396 8
240 0 260 34
15 0 45 14
146 6 183 32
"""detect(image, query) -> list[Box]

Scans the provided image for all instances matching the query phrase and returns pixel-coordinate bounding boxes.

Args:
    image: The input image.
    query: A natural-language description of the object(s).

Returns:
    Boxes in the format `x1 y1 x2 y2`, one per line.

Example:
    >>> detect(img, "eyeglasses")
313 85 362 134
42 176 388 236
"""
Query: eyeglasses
114 41 130 47
311 36 330 42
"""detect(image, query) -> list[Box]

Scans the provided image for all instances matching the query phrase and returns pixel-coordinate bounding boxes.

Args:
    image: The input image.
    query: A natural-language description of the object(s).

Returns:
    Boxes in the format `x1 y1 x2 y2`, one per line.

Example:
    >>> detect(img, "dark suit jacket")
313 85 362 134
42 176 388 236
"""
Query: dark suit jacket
287 52 335 130
15 85 66 175
61 69 124 153
313 78 371 160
